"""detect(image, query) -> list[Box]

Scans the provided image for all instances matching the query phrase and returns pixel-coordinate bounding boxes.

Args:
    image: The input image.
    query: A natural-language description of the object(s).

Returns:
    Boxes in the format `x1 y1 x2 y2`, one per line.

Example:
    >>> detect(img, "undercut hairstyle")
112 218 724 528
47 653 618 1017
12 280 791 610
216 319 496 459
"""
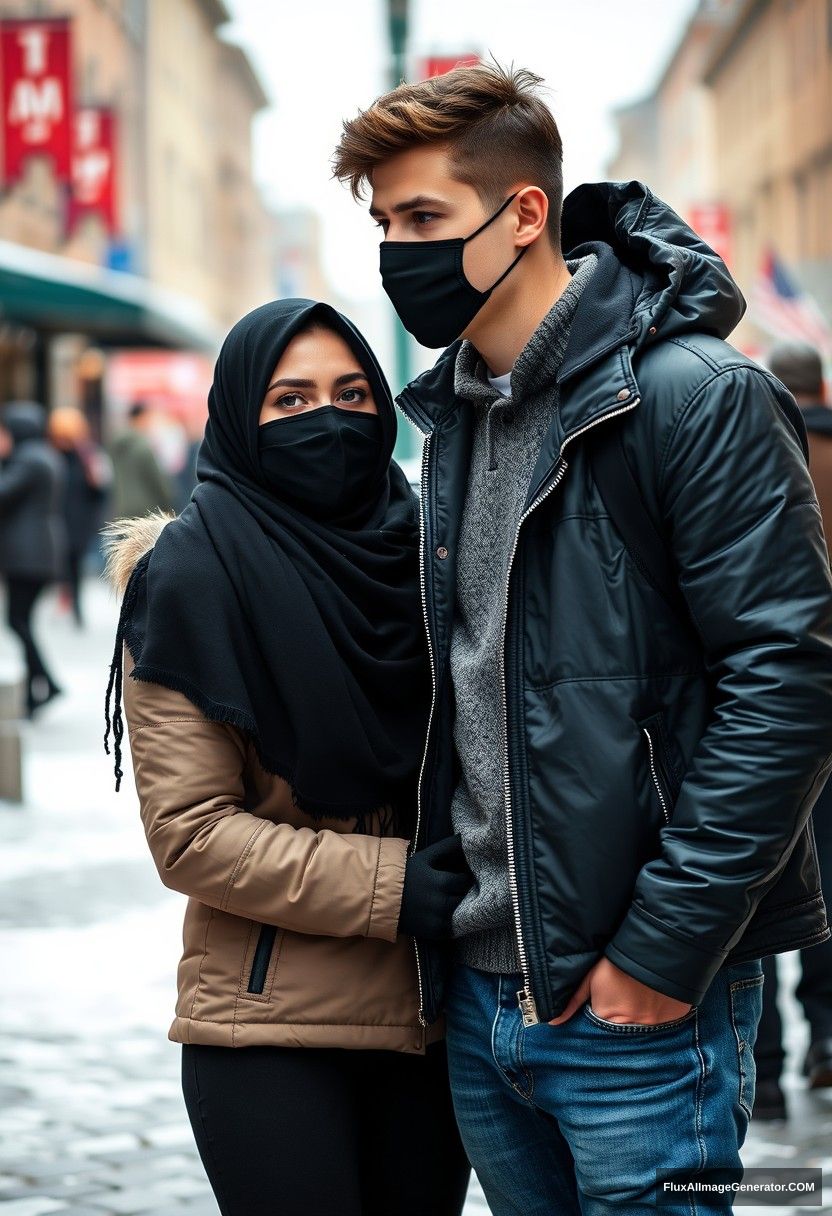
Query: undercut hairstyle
332 60 564 247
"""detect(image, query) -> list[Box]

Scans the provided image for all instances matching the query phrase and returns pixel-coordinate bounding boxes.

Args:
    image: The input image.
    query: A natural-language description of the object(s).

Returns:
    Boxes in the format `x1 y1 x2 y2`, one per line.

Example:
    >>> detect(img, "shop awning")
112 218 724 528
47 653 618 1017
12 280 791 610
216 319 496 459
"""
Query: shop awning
0 239 223 351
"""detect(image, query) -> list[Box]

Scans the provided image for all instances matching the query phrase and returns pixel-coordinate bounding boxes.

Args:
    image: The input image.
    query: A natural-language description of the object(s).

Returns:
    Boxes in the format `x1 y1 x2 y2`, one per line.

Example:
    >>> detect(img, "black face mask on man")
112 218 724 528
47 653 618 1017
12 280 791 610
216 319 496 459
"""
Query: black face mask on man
258 405 382 519
379 191 530 349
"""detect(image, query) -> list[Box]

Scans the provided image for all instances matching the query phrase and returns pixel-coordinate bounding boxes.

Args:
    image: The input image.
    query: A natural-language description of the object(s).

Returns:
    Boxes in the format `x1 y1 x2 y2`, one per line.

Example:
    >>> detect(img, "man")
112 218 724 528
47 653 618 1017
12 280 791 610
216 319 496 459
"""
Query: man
333 63 832 1214
109 401 175 520
749 340 832 1119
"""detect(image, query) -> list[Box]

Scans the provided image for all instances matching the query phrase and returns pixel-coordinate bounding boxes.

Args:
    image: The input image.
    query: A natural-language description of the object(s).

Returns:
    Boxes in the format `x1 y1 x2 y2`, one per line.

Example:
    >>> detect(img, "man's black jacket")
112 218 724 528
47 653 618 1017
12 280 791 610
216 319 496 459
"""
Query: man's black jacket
395 180 832 1027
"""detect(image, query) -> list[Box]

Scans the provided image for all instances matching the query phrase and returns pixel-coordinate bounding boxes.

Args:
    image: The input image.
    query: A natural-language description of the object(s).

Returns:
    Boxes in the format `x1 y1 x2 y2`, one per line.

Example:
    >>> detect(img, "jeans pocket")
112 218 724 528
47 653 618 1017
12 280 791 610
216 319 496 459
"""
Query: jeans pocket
729 969 764 1118
582 1001 697 1034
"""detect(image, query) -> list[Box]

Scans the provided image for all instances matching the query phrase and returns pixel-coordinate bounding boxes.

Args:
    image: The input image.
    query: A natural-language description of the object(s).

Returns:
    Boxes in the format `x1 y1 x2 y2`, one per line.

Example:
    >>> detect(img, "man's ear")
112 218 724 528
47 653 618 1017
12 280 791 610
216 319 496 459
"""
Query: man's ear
514 186 548 246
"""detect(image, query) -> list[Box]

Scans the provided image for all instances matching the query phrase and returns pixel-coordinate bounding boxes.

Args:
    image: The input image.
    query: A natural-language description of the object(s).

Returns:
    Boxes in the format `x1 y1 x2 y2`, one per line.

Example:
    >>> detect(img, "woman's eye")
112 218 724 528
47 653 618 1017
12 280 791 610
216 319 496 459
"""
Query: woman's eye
338 388 367 404
413 211 438 226
277 394 304 410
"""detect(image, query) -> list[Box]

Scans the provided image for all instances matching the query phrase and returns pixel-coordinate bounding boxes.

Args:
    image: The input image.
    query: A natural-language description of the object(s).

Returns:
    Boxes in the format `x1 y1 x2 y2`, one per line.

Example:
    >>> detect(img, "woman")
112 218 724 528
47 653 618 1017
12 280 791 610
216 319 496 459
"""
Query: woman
102 299 472 1216
48 406 111 627
0 401 66 716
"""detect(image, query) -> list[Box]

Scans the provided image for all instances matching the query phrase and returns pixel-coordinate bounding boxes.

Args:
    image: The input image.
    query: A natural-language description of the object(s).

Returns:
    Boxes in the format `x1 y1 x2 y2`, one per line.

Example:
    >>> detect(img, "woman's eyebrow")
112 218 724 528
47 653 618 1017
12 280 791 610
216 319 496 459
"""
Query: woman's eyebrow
267 377 315 392
266 372 369 393
333 373 369 387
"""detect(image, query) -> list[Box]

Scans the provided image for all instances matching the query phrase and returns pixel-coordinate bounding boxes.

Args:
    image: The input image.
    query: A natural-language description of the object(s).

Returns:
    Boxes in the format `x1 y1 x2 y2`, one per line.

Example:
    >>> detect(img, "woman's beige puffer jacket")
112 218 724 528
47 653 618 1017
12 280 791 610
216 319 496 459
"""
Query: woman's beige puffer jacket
106 513 439 1054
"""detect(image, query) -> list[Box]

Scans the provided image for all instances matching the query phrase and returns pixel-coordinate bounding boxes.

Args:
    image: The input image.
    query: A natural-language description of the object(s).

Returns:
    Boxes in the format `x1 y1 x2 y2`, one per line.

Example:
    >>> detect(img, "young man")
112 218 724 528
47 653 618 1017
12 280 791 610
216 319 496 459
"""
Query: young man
333 64 832 1214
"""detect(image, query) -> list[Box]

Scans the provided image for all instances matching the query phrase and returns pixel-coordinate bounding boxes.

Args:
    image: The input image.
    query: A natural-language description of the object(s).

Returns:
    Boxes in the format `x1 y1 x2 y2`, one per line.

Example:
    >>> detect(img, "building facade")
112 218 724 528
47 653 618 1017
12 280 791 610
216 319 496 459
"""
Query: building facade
703 0 832 349
607 0 832 354
0 0 274 409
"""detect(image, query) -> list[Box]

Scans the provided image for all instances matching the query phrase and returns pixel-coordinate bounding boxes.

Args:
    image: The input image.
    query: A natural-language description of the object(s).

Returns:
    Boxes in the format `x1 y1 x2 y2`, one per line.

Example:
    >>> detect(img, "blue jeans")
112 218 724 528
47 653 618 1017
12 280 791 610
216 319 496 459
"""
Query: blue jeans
445 957 764 1215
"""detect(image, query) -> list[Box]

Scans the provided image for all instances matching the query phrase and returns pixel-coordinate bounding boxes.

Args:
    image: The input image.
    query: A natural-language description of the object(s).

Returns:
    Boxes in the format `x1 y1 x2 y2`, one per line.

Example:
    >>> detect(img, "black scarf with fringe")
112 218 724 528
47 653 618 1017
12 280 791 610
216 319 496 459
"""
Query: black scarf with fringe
105 299 430 835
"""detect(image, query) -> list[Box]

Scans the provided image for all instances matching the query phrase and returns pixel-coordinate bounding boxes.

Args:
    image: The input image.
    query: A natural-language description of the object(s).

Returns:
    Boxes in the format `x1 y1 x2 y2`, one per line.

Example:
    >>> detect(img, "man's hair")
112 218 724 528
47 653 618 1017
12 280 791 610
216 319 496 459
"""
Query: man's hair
332 60 564 246
767 341 825 399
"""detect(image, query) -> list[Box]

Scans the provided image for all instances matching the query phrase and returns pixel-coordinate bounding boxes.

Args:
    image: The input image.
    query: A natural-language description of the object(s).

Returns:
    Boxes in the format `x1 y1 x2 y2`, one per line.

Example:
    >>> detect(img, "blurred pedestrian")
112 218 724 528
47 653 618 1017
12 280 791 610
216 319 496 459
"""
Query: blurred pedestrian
109 401 175 519
48 406 112 627
102 301 471 1216
174 419 203 512
769 341 832 540
752 340 832 1118
0 401 66 716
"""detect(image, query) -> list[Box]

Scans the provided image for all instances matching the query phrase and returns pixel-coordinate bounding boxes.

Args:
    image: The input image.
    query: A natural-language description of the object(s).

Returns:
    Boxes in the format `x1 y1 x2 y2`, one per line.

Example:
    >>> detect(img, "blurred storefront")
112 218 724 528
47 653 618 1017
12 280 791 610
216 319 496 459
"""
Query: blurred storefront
607 0 832 356
0 0 276 434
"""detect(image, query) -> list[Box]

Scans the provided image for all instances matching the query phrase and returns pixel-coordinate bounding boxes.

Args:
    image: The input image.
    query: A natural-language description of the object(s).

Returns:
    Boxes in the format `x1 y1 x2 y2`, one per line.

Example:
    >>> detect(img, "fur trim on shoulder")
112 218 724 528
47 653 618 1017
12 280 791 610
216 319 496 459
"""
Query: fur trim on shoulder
101 510 177 596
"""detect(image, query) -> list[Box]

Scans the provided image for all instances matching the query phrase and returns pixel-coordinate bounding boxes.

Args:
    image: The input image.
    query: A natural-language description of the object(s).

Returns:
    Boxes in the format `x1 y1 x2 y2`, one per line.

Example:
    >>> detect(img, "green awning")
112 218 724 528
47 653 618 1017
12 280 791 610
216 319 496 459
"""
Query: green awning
0 239 222 351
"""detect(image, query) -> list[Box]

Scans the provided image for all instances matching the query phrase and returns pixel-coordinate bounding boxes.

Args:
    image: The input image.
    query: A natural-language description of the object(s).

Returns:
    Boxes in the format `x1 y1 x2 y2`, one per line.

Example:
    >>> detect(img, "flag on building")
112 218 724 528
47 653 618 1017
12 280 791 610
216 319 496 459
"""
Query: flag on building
752 249 832 354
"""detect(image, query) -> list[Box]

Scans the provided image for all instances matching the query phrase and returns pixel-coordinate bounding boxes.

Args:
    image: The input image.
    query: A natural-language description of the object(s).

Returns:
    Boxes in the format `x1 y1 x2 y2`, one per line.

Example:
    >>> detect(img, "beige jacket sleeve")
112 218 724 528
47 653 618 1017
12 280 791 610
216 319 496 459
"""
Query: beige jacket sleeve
122 649 409 942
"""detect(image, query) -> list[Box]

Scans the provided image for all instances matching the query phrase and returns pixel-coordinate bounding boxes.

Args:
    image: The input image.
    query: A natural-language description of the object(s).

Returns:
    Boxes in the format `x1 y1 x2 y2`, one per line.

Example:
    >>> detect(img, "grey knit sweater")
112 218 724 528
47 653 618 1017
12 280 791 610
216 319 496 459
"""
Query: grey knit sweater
449 253 599 973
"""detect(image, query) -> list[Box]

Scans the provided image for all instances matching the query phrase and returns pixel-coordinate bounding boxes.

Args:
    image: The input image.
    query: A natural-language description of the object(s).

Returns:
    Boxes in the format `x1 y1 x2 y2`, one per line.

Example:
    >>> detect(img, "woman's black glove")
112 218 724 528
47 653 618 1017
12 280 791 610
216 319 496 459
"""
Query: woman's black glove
398 833 474 940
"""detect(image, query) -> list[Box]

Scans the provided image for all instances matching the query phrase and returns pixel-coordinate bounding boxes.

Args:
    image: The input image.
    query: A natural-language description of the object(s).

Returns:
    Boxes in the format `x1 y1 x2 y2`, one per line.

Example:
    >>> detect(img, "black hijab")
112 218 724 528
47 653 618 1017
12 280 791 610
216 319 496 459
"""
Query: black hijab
105 299 430 834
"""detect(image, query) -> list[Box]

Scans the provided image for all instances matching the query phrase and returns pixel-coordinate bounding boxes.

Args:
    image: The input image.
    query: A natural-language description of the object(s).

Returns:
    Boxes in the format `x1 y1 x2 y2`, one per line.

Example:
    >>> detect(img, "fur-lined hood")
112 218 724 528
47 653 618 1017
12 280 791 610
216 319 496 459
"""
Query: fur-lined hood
101 510 176 595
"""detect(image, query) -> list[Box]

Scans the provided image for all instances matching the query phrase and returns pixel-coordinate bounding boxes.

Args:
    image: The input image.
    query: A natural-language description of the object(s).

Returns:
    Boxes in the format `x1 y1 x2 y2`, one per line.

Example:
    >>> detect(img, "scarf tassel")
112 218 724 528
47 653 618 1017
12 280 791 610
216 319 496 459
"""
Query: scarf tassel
104 549 151 792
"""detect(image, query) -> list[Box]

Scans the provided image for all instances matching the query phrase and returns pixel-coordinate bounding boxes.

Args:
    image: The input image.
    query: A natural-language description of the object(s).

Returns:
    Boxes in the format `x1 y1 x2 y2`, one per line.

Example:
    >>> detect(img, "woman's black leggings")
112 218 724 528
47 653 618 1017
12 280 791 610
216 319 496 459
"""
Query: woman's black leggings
181 1040 471 1216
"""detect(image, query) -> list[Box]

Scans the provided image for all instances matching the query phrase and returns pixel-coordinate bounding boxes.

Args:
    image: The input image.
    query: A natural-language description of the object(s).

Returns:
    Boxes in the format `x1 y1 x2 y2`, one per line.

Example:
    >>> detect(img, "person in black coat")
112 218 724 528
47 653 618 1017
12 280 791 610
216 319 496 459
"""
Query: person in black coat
0 401 67 715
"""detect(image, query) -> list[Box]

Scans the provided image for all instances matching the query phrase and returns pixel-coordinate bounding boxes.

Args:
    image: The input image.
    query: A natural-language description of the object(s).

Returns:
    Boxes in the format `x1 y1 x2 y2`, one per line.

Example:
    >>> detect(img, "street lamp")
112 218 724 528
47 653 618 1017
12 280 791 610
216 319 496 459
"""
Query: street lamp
387 0 408 85
385 0 415 460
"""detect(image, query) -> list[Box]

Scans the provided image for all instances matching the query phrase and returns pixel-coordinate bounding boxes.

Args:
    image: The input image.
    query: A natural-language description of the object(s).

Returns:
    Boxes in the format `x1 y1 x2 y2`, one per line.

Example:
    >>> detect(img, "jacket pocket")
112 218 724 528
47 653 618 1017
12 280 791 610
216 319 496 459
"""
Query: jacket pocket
246 924 279 996
639 712 681 825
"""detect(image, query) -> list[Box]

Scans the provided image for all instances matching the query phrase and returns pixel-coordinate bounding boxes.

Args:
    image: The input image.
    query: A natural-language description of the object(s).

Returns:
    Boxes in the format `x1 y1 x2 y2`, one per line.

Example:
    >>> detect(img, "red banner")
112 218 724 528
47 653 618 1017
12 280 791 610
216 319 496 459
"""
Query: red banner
69 107 117 234
0 18 73 183
421 54 480 79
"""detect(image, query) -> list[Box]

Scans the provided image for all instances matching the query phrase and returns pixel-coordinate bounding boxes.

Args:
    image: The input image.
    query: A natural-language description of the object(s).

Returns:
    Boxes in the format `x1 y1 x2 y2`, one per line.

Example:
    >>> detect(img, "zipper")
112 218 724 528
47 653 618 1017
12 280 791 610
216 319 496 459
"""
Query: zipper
410 425 436 1029
500 397 641 1026
247 924 278 995
642 725 671 825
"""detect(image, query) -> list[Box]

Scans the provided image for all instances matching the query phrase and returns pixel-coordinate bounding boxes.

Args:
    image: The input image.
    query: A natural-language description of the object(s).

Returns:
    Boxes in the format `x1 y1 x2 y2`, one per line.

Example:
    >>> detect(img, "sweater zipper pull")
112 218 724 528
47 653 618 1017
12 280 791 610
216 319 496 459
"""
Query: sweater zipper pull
517 987 539 1026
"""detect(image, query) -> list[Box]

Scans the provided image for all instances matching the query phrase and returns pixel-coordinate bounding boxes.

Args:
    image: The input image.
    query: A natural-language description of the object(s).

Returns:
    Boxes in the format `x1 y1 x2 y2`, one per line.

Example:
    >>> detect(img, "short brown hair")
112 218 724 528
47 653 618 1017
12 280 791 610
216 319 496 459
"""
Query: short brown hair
332 60 564 246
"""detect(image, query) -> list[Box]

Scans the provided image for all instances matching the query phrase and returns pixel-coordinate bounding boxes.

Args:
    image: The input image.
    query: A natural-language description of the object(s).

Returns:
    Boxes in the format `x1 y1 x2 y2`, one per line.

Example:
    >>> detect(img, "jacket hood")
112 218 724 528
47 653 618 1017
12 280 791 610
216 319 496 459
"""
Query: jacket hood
561 179 746 349
2 400 48 443
102 510 176 595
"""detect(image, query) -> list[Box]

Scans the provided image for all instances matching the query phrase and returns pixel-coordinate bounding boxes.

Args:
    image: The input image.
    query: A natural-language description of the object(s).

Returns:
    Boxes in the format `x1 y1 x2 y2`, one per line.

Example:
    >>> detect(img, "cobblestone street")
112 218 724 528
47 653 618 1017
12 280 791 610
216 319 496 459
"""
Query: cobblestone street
0 578 830 1214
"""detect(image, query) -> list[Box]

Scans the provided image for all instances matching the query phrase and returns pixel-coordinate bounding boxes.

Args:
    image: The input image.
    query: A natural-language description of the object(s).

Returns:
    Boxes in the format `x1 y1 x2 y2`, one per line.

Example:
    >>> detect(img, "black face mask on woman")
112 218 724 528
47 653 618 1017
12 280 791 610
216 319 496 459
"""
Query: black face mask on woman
258 405 383 519
379 191 530 349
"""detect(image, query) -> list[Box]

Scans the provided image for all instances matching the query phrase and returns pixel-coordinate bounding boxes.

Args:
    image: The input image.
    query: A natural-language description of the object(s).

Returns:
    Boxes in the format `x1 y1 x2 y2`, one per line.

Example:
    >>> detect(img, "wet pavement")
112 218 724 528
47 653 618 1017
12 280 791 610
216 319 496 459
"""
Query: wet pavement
0 577 830 1214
